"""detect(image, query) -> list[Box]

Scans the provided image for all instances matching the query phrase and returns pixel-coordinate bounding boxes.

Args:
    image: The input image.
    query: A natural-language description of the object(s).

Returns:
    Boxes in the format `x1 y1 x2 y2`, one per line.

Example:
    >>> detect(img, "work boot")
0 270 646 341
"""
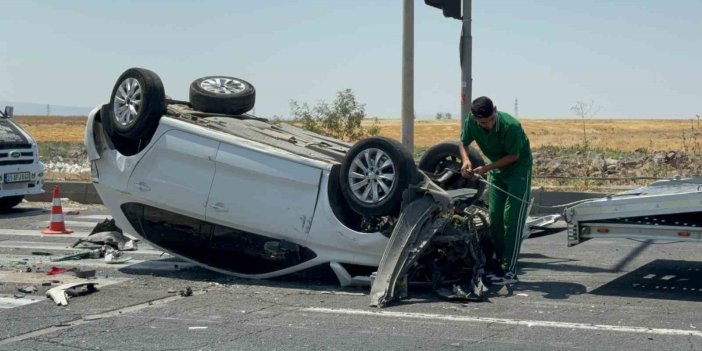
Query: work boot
488 271 518 285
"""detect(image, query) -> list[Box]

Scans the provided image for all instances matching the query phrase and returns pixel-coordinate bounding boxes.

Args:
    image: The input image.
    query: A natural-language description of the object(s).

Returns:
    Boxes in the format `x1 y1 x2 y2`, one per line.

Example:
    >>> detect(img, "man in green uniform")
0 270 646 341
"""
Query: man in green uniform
459 96 532 285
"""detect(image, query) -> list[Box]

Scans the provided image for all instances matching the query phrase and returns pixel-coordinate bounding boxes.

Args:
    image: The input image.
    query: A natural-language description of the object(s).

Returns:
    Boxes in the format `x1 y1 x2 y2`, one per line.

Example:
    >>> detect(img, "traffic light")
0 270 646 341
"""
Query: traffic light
424 0 462 20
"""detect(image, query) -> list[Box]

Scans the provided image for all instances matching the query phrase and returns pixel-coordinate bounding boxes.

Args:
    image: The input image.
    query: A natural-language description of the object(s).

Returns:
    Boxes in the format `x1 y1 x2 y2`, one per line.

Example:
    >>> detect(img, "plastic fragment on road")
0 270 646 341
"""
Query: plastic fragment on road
17 285 38 294
46 266 68 275
73 269 96 279
46 282 99 306
179 287 193 297
72 230 138 251
104 250 132 264
50 249 101 262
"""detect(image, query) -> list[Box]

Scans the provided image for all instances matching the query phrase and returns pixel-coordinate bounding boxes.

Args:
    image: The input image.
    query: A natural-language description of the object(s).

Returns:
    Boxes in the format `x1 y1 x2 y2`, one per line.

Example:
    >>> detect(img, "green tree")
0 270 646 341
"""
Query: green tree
289 89 378 140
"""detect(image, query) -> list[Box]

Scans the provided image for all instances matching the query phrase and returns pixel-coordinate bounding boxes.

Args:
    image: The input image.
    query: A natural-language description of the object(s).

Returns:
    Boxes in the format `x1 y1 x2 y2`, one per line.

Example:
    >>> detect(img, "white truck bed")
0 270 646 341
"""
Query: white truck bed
565 178 702 246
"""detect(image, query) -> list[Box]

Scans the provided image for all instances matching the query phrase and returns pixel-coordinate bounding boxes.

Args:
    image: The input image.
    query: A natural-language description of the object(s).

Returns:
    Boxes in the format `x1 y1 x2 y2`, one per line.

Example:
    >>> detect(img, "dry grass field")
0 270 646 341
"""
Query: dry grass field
14 116 88 143
367 118 702 152
13 115 701 153
14 115 700 188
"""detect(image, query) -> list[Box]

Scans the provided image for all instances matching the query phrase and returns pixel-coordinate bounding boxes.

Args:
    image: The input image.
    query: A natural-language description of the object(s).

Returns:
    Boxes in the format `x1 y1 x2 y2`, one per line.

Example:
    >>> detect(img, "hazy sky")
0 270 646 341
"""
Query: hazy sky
1 0 700 119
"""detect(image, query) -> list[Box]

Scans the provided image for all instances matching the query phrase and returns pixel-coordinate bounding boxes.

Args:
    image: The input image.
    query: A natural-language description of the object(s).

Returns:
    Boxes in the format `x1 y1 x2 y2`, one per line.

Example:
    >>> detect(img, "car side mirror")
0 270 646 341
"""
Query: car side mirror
2 106 13 118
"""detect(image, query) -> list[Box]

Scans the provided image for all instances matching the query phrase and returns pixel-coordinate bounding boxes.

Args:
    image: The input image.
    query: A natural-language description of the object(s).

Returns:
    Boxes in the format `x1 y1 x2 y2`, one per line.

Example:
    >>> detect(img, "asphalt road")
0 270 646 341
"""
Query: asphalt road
0 202 700 351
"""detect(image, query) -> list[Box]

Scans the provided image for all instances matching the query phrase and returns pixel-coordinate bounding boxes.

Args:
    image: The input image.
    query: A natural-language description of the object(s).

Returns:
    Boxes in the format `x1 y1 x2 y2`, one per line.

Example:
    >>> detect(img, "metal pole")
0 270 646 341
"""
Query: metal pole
401 0 414 151
460 0 472 126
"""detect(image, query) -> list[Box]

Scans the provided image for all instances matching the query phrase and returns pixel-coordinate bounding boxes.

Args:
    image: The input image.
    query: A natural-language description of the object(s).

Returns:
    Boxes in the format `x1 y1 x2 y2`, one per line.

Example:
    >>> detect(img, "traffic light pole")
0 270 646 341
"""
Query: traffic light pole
401 0 414 151
460 0 472 127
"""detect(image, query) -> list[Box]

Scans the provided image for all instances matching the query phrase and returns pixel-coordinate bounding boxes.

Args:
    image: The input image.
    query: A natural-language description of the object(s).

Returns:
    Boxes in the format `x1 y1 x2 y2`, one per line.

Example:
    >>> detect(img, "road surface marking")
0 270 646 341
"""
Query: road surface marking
40 220 100 228
0 229 91 238
76 215 113 220
302 307 702 338
0 241 161 255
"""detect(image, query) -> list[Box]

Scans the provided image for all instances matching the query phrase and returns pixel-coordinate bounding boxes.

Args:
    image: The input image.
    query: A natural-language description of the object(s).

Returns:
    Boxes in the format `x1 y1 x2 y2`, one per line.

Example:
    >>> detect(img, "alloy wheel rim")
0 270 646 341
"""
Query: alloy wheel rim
113 78 142 127
348 148 396 204
199 77 246 95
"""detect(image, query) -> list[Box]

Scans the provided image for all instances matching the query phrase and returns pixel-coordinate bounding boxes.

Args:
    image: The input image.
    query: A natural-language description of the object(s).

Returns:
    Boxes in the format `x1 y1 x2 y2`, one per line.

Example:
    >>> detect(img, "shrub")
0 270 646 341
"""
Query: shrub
289 89 378 141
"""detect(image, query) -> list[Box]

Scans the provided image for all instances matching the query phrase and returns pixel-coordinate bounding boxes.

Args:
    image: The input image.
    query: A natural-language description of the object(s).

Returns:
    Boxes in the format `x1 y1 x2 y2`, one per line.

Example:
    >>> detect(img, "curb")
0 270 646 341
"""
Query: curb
26 181 102 205
26 182 607 215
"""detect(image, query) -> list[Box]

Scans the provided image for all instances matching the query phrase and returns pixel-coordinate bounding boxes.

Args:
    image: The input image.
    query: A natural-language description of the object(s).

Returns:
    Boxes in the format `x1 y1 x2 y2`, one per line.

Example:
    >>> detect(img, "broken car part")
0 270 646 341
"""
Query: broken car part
46 282 99 306
370 177 488 307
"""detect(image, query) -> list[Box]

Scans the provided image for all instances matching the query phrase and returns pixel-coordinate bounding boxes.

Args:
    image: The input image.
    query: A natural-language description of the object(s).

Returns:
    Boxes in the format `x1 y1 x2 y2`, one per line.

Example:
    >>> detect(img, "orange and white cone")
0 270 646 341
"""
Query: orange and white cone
42 186 73 235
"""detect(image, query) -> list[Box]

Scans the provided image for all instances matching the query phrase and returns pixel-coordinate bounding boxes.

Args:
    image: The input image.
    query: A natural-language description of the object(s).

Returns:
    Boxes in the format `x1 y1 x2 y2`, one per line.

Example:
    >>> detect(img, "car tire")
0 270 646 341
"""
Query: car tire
189 76 255 115
418 141 486 202
340 137 418 217
108 67 166 139
0 196 24 212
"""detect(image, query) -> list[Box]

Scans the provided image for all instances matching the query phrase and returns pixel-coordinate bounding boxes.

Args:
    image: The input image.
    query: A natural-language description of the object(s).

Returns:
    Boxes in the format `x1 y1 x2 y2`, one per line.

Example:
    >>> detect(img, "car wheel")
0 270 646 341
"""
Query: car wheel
189 76 255 115
108 67 166 139
340 137 418 217
0 196 24 212
418 141 486 202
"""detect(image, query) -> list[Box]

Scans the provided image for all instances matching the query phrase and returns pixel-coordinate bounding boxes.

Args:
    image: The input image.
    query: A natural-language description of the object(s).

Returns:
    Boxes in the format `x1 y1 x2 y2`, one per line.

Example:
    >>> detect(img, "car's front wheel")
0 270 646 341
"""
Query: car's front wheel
418 141 486 203
340 137 418 217
107 67 166 139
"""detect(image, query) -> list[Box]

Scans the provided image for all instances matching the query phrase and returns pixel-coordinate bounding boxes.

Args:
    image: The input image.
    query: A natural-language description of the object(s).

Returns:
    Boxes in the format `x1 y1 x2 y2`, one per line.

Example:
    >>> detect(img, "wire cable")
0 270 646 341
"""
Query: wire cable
474 175 599 209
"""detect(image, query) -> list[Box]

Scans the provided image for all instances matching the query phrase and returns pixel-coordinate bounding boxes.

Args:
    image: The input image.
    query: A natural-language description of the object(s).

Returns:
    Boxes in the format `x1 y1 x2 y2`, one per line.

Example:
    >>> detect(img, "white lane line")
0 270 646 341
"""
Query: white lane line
0 258 188 271
40 221 99 228
0 274 130 289
76 215 113 220
0 241 162 255
0 295 44 309
302 307 702 338
0 229 91 238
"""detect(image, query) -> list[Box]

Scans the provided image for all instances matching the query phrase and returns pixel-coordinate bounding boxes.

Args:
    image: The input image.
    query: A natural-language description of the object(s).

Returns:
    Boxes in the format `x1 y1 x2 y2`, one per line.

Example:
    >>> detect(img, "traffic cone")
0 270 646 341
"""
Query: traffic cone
42 186 74 235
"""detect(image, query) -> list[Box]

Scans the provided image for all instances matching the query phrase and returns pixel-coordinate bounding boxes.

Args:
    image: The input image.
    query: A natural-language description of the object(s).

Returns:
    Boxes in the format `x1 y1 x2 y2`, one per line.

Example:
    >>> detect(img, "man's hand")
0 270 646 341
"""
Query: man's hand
461 161 476 179
472 165 490 175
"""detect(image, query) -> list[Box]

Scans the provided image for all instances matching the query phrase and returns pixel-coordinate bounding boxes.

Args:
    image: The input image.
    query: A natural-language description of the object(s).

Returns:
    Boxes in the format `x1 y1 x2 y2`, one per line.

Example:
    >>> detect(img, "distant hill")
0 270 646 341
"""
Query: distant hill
0 101 92 116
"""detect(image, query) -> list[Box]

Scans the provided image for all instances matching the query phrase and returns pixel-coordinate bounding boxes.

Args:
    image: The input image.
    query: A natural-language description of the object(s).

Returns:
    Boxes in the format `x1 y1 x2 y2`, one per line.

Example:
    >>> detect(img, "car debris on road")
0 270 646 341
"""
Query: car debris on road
17 285 38 294
104 249 132 264
50 249 101 262
46 282 99 306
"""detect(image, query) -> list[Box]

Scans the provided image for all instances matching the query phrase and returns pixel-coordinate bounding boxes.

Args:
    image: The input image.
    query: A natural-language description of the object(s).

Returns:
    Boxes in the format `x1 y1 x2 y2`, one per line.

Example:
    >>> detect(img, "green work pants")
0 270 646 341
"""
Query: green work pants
488 168 532 273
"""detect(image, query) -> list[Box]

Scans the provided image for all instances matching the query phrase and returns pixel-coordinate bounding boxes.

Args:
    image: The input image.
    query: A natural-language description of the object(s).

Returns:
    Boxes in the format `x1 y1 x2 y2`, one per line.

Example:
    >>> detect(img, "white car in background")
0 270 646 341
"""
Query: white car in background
0 105 44 211
84 68 489 296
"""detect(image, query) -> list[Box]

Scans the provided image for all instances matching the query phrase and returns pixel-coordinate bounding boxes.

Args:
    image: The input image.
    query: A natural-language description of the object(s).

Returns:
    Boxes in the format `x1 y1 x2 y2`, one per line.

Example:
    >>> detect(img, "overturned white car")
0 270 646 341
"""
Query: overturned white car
85 68 492 305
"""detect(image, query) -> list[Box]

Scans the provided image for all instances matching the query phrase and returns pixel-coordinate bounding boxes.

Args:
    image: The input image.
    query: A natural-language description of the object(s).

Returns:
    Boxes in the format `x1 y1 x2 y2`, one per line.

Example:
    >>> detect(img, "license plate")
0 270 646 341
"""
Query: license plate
4 172 30 183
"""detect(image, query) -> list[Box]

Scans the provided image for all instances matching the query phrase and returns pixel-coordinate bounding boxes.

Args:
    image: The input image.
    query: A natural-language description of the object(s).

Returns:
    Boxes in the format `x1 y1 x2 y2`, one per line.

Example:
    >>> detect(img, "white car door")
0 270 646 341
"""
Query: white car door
127 130 219 219
206 142 322 242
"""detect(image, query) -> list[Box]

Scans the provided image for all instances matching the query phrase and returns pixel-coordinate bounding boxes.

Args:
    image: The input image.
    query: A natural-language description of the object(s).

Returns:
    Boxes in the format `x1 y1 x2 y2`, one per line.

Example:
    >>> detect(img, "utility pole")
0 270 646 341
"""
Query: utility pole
460 1 472 127
401 0 414 151
46 104 50 116
514 98 518 118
